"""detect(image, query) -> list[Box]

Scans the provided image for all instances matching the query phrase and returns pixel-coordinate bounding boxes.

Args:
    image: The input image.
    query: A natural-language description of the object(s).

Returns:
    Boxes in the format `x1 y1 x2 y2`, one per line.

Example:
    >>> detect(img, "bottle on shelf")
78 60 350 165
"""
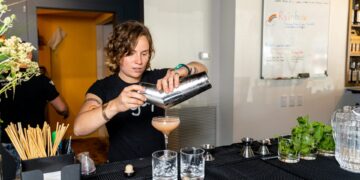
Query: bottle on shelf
354 1 360 24
357 62 360 84
350 60 357 83
353 64 358 83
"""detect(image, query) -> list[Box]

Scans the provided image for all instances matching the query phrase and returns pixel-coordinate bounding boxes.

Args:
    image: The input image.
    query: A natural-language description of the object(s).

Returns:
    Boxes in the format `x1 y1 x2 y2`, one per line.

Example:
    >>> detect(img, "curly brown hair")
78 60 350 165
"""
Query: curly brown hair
105 20 154 73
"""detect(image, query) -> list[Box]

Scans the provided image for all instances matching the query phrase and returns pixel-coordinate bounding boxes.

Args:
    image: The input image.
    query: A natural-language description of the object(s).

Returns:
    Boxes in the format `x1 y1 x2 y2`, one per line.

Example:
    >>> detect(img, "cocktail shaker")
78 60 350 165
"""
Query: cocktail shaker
140 72 212 108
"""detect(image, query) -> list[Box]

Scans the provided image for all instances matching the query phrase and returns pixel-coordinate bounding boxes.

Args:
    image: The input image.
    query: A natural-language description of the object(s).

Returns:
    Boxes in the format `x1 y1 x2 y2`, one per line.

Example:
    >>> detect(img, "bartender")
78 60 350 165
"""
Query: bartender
73 20 207 162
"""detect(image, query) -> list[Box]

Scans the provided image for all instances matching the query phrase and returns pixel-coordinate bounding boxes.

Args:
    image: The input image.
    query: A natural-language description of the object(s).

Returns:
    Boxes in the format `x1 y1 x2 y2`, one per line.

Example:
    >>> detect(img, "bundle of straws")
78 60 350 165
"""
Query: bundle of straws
5 122 69 160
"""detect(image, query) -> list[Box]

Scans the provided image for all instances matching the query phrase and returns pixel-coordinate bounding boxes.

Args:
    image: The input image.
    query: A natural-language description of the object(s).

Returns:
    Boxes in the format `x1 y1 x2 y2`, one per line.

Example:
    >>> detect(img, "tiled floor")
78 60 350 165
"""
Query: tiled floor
72 137 109 165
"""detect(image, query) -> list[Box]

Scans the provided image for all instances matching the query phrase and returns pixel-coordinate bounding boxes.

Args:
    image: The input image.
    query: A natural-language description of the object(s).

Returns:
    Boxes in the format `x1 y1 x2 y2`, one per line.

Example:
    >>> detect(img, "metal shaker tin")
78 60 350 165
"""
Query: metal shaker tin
140 72 212 108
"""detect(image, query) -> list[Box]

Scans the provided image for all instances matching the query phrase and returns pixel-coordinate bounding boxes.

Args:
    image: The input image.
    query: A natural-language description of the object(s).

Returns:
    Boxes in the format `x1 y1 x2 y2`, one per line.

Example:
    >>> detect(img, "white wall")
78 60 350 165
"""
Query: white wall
144 0 217 108
234 0 349 141
145 0 351 144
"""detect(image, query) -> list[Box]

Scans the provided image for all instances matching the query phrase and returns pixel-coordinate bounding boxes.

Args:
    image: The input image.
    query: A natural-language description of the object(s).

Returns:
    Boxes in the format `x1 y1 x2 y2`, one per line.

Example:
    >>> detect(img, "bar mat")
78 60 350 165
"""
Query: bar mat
207 142 276 167
206 159 303 180
82 158 152 180
83 171 152 180
264 156 360 180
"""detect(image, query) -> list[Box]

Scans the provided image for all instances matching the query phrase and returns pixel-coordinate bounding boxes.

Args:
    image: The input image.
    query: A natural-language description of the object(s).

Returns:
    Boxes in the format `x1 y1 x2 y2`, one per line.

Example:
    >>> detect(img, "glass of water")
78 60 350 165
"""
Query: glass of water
180 147 205 180
152 150 178 180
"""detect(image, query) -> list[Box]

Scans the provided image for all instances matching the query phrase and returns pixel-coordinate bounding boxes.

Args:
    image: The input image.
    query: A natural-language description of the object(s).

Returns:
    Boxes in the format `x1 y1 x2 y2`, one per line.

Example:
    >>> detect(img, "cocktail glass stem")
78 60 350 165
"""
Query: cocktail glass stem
164 134 169 149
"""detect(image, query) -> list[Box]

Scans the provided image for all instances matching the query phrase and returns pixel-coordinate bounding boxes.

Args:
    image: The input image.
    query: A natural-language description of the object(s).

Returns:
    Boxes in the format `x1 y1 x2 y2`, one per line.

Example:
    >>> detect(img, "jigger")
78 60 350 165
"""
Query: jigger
201 144 215 161
241 137 254 158
257 139 270 156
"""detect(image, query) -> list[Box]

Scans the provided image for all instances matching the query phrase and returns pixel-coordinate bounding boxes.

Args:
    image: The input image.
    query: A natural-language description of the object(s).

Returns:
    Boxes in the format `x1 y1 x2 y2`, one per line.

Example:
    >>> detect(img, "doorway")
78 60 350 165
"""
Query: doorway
37 9 114 139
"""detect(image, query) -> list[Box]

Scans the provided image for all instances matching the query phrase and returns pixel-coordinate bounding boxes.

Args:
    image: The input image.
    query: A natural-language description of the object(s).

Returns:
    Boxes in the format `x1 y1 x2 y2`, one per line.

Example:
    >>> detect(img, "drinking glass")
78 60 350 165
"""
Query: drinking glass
152 150 178 180
77 152 96 175
278 137 300 163
152 116 180 149
300 148 317 160
180 147 205 180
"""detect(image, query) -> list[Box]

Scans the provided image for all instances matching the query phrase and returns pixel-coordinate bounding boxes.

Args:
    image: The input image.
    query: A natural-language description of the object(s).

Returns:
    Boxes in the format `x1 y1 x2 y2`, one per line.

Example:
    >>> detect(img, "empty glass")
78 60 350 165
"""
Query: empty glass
180 147 205 180
77 152 96 175
152 150 178 180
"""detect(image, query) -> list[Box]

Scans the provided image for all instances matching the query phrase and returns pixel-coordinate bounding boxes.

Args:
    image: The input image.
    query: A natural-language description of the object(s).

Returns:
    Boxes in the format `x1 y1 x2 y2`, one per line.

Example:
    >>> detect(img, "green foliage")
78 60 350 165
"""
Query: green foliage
279 115 335 156
279 136 296 155
318 125 335 151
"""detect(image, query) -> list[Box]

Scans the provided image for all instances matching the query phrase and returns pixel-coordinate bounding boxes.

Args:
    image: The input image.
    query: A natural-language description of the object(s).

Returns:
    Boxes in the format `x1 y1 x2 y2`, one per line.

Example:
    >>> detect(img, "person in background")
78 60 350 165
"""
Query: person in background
73 20 208 162
39 66 48 76
0 66 69 173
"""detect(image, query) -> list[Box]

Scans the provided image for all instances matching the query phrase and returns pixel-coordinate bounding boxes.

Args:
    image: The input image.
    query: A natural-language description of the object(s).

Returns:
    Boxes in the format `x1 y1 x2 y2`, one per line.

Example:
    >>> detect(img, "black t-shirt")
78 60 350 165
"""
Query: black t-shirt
0 75 59 143
87 69 168 162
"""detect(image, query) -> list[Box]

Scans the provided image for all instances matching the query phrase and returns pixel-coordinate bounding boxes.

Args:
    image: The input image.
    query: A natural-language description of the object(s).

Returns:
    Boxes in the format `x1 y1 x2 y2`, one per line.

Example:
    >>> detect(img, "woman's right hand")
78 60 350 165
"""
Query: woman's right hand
113 84 146 112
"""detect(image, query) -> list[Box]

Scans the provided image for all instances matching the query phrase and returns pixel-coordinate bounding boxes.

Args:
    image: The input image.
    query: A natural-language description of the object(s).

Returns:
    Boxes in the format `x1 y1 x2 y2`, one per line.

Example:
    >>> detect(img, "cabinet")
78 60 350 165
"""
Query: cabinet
346 0 360 87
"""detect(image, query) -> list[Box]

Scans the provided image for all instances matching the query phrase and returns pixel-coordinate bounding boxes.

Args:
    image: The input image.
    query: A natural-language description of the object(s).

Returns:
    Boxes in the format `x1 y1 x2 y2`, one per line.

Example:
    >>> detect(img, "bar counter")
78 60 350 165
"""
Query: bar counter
82 141 360 180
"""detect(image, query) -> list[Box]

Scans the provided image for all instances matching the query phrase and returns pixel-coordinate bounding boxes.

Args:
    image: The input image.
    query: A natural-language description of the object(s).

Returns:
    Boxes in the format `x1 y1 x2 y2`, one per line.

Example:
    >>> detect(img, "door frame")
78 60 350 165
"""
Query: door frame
26 0 144 60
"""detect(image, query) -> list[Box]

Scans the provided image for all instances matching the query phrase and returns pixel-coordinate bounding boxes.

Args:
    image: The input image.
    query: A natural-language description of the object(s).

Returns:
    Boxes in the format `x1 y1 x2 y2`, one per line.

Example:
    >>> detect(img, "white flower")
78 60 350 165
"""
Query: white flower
0 4 7 12
0 1 39 96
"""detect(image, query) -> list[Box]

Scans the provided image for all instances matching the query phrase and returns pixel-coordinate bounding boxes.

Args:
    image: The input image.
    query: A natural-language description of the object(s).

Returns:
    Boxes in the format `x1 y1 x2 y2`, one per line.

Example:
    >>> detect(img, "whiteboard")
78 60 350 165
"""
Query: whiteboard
261 0 330 79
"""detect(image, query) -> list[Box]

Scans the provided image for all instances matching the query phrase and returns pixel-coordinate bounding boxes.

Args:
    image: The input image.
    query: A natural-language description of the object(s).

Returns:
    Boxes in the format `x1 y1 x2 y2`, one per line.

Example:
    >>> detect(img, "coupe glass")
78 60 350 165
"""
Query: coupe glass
152 116 180 149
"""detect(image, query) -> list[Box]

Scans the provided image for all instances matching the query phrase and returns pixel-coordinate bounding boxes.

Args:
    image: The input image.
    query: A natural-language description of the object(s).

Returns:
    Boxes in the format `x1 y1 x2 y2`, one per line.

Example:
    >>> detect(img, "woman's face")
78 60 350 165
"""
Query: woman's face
118 35 150 83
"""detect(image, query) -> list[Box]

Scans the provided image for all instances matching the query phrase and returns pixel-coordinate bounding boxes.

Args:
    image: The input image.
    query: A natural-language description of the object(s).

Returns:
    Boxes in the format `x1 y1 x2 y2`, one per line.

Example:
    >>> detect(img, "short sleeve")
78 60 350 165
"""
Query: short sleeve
142 68 169 84
40 76 59 101
151 68 169 79
87 79 106 101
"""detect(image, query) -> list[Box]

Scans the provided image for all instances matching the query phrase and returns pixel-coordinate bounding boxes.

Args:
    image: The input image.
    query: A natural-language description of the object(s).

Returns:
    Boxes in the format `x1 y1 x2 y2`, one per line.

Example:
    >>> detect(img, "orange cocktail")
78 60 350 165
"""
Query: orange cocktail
152 116 180 149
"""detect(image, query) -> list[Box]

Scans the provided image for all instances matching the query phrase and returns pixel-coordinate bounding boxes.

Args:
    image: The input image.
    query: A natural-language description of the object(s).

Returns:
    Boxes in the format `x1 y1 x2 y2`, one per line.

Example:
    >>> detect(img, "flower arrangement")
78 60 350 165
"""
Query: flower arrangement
0 0 40 96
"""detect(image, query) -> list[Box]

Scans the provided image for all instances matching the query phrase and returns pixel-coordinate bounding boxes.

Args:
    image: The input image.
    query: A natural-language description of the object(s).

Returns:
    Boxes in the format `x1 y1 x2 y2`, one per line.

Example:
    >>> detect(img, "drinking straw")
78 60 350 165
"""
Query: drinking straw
4 122 69 160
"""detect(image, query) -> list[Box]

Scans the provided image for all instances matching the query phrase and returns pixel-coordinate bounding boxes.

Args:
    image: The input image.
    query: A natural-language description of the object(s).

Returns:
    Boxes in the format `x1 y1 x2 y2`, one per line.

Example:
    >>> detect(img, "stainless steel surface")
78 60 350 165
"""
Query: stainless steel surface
241 137 254 158
201 144 215 161
140 72 212 108
257 140 270 156
242 137 253 145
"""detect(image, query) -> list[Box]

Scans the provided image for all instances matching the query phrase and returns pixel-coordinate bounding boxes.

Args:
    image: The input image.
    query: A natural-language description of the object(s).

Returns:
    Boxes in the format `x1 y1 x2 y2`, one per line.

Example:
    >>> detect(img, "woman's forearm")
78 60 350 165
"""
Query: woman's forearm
187 61 208 75
74 97 120 136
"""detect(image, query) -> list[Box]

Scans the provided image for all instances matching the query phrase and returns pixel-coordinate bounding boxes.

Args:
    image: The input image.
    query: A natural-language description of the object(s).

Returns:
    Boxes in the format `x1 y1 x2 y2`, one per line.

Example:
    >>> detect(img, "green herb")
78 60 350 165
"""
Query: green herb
279 115 335 156
318 125 335 151
279 136 297 155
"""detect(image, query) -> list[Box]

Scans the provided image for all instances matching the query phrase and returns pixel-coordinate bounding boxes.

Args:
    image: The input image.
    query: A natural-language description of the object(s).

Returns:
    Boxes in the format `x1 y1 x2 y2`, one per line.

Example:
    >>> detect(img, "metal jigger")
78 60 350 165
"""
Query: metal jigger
201 144 215 161
241 137 254 158
257 139 270 156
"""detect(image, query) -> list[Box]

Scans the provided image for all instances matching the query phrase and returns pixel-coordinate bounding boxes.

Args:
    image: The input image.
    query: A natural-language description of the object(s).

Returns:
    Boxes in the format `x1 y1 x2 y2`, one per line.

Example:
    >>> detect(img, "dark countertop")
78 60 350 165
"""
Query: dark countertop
82 141 360 180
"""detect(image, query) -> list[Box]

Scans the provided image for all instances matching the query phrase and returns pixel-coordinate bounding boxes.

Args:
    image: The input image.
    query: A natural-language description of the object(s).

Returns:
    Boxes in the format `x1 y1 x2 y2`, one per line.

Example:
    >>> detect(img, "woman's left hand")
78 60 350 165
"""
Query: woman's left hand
156 69 180 93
